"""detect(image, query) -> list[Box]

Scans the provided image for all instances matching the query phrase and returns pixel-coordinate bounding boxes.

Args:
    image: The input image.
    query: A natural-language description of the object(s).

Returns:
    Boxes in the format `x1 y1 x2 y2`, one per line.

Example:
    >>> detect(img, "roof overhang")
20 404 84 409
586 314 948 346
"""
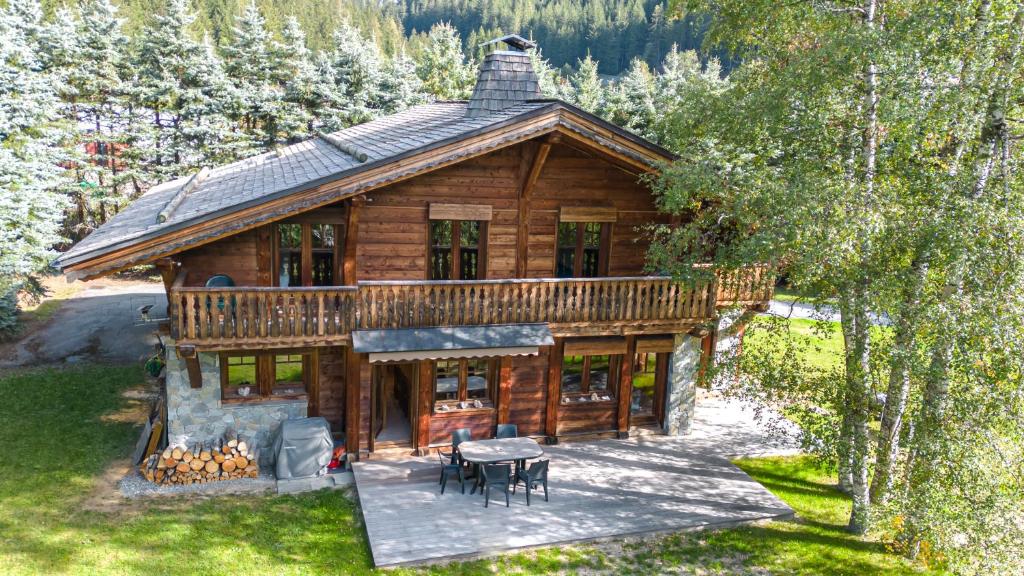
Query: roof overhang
352 324 554 363
58 102 675 280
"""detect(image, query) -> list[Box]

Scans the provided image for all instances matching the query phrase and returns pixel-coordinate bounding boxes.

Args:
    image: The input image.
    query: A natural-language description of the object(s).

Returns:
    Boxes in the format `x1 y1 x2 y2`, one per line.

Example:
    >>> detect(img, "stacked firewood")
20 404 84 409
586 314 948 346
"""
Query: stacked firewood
139 436 259 485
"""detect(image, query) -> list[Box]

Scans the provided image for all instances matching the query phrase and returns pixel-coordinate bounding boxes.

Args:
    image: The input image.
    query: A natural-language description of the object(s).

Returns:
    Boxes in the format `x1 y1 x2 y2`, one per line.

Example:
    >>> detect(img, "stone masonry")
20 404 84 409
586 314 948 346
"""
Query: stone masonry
164 342 306 459
664 333 701 435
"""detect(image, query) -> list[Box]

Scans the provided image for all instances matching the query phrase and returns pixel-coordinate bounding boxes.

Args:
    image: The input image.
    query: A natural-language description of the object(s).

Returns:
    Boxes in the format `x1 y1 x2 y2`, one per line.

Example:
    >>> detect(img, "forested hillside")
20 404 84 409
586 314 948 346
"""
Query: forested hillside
38 0 706 75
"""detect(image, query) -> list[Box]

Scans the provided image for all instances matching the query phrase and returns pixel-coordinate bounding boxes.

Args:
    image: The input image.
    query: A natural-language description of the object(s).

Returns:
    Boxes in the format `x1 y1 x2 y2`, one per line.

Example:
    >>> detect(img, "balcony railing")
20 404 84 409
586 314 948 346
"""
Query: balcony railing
169 267 773 348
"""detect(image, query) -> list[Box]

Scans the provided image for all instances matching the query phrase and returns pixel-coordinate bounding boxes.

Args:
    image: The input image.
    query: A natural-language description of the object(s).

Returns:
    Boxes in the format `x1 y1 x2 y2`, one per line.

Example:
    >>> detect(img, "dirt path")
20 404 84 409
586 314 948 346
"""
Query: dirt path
0 278 167 367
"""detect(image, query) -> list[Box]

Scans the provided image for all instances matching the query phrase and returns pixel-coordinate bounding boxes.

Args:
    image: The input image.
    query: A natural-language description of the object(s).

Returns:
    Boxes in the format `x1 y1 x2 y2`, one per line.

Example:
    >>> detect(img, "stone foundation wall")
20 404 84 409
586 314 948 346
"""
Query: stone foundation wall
664 333 701 435
164 343 306 459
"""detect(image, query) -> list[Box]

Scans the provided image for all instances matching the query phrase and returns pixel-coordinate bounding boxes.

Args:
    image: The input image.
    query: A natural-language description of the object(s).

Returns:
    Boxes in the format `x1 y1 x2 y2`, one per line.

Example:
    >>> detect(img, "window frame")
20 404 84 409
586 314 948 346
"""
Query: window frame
428 219 488 280
273 221 343 287
433 357 497 410
560 353 619 399
219 349 317 403
555 220 611 277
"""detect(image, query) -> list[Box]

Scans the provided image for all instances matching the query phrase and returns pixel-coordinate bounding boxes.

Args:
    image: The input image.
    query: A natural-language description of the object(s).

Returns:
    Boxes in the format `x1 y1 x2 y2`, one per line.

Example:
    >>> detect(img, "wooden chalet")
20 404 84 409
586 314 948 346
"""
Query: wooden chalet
56 36 772 460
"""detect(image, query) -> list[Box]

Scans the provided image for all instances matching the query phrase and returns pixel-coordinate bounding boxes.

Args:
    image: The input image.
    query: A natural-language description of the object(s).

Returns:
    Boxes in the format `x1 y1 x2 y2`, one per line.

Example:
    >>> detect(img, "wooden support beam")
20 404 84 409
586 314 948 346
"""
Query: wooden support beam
153 258 179 293
345 347 362 457
417 361 433 455
256 225 272 286
545 339 564 442
178 345 203 389
616 335 636 437
654 352 669 428
497 357 513 424
342 197 363 286
516 139 552 277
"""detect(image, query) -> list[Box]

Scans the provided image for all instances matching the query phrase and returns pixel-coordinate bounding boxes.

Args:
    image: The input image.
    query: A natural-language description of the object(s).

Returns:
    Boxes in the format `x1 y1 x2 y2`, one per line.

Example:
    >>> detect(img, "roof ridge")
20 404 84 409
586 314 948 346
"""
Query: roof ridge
318 132 369 163
156 167 209 224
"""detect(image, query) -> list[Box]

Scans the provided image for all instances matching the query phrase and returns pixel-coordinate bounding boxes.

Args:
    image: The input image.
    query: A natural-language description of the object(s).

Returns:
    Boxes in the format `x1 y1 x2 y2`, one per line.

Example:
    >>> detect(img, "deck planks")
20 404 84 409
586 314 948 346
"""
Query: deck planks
352 435 794 567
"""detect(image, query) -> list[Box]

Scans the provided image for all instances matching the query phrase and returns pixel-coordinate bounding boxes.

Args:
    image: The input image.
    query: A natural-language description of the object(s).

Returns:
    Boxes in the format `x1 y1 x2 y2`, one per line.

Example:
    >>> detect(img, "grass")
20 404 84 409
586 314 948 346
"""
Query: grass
0 363 938 575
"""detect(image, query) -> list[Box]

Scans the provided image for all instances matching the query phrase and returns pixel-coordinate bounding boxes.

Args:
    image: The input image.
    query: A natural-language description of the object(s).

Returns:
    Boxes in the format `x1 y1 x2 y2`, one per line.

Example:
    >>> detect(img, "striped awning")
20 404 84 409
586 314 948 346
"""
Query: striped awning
351 324 553 363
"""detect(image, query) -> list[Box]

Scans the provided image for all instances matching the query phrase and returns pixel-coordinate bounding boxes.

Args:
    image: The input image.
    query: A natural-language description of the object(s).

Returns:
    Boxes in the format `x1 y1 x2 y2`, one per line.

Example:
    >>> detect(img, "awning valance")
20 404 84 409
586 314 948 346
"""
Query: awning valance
351 324 554 363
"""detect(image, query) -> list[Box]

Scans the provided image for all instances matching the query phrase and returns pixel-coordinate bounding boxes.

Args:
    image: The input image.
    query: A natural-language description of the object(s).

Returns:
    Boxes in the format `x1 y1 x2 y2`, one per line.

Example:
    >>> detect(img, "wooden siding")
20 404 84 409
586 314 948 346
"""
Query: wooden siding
557 401 617 435
176 228 262 287
318 346 346 433
354 142 666 282
508 350 549 437
428 409 497 447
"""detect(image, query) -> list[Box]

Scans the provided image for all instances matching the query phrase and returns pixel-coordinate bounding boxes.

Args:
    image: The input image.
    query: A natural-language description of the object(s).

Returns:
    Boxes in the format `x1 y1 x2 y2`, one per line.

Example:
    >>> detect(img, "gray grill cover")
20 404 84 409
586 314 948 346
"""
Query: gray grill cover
272 417 333 480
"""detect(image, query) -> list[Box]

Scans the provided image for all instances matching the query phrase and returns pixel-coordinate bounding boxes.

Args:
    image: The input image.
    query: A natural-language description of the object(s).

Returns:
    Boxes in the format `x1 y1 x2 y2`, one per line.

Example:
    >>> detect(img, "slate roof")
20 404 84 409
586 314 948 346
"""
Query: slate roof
56 99 674 272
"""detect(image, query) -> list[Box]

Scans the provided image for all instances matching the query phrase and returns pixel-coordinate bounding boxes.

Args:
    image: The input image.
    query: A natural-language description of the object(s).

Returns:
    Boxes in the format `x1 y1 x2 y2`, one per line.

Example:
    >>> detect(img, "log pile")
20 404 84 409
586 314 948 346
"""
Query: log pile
139 436 259 485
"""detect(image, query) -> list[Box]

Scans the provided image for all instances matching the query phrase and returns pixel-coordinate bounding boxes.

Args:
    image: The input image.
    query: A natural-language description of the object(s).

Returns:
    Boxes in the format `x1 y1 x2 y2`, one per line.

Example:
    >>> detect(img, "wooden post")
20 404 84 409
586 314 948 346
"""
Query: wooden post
345 347 362 458
153 258 179 293
343 197 363 286
178 345 203 389
497 356 513 424
256 225 273 286
616 335 636 438
654 352 669 428
306 349 320 417
417 361 433 455
545 339 564 443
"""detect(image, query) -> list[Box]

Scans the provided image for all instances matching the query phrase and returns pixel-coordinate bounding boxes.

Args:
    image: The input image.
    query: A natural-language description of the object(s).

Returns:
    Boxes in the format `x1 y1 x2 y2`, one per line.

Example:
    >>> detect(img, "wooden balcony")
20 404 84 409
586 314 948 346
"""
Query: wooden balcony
169 267 773 350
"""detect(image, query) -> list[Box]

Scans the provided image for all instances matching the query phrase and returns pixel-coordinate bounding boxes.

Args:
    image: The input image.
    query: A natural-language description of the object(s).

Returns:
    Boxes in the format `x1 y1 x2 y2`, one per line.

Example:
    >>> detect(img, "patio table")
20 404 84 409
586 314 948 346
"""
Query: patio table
457 437 544 494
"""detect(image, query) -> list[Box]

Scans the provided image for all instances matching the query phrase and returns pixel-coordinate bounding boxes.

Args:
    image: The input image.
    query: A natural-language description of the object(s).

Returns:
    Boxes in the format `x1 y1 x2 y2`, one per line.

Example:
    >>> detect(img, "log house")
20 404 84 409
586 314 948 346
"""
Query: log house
56 36 772 459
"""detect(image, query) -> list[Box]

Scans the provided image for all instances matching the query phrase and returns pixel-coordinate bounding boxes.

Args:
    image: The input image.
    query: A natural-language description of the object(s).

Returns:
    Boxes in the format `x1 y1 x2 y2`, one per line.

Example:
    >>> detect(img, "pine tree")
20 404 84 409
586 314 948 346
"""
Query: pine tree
324 20 385 126
567 53 604 114
379 50 428 114
58 0 137 239
222 2 289 150
610 58 656 139
416 23 474 100
279 17 317 139
528 47 562 98
132 0 238 179
0 0 69 333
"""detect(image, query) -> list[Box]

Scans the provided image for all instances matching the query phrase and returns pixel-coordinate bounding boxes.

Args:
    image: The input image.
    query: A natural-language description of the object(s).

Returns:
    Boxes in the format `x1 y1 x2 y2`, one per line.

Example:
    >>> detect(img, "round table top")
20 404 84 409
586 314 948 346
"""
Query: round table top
457 437 544 464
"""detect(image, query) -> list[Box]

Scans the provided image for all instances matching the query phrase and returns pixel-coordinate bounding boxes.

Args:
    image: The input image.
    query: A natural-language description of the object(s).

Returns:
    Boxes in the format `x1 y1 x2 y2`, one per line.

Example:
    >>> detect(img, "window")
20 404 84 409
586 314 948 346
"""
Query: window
278 223 303 287
220 350 315 402
430 219 485 280
630 353 658 417
434 358 495 409
310 224 335 286
556 221 607 277
561 354 617 398
275 222 341 287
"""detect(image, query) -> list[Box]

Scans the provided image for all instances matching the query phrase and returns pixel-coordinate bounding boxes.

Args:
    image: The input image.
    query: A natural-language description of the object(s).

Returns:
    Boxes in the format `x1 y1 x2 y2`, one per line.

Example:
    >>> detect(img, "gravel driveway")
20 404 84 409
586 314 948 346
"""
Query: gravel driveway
1 279 167 367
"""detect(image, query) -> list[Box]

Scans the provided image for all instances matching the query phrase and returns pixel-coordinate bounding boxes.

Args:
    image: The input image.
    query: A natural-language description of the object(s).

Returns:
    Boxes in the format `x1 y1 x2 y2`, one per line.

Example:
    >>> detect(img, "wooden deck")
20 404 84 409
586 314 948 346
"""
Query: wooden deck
351 435 793 567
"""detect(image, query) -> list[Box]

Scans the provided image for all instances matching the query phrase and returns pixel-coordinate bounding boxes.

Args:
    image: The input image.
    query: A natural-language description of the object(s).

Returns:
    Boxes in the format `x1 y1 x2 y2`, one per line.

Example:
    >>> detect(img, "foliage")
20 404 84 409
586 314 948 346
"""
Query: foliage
0 363 937 575
0 0 69 336
653 0 1024 570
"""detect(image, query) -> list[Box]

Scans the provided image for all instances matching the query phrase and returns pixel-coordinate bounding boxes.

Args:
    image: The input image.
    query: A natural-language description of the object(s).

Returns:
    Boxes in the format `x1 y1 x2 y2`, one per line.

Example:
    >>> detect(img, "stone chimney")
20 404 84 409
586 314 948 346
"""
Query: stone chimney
465 34 542 118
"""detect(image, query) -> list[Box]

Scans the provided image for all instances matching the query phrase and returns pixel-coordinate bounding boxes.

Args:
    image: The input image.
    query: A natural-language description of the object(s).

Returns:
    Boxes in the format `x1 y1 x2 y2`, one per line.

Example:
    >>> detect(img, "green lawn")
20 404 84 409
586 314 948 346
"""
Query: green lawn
0 364 937 575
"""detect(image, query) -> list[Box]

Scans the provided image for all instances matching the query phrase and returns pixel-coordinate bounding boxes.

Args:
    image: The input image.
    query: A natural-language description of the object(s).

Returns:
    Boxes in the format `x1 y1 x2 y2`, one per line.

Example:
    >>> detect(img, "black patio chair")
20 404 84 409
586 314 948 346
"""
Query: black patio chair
437 449 465 495
451 428 472 465
495 423 518 439
481 463 513 508
513 459 549 506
